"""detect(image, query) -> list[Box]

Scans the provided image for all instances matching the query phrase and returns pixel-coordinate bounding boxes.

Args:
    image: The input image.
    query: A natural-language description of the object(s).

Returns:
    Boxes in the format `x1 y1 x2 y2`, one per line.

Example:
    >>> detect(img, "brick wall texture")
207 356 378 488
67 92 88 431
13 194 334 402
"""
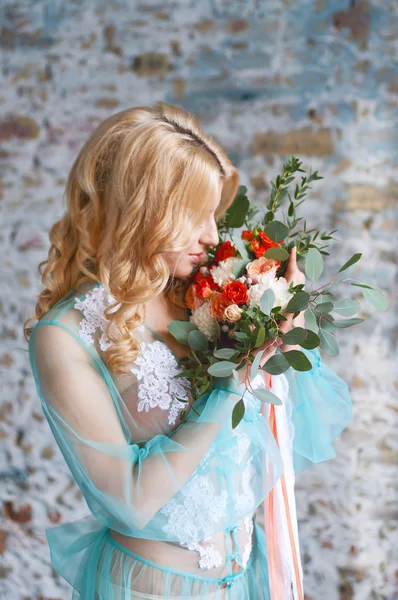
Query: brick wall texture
0 1 397 598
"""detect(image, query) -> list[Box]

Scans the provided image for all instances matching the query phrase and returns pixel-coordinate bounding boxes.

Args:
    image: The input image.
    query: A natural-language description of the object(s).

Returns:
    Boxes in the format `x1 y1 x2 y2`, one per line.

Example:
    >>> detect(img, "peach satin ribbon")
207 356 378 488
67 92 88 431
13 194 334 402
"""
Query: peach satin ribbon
262 371 304 600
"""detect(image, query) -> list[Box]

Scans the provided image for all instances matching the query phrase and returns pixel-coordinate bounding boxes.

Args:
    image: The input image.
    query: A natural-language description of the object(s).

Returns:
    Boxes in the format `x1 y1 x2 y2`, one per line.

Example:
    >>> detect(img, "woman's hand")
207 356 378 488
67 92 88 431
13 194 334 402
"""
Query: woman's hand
278 245 306 351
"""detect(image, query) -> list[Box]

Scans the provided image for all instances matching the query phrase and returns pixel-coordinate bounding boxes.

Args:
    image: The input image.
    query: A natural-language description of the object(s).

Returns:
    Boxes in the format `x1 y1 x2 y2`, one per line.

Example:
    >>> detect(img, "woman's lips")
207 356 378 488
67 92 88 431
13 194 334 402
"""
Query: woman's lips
189 252 206 263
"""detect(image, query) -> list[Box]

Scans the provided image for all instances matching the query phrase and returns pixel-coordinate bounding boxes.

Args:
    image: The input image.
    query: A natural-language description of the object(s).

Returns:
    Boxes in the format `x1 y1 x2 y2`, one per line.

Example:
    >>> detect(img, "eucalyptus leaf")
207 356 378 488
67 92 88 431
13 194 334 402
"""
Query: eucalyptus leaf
314 302 334 314
234 331 248 340
362 287 388 311
207 361 237 377
168 320 198 344
250 350 264 381
264 246 290 261
285 291 310 313
333 299 361 317
319 329 339 356
300 329 320 350
187 330 209 351
231 234 250 260
232 369 241 388
232 258 251 278
226 195 250 228
338 253 362 273
213 347 238 359
255 326 266 348
333 318 365 328
232 399 245 429
282 350 312 371
305 247 324 281
252 388 282 406
318 316 338 332
260 288 275 316
280 327 306 345
304 308 318 332
263 220 289 242
262 353 290 375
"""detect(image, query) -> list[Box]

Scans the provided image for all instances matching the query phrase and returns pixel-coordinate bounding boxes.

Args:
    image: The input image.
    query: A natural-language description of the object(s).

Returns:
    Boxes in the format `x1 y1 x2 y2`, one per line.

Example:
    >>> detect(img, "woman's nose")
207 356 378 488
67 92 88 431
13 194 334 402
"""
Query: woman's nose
200 221 219 248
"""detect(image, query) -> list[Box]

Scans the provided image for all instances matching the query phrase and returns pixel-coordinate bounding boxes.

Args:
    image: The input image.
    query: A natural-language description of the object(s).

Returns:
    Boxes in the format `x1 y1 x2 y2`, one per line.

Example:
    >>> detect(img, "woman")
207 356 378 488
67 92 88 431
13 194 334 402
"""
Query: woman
24 101 352 599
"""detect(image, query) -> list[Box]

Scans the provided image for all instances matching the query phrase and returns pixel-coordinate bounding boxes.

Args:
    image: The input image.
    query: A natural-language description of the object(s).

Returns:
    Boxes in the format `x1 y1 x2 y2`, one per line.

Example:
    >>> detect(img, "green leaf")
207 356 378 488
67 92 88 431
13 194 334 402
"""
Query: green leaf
350 283 374 290
232 369 241 388
319 316 337 332
168 320 198 344
213 347 238 359
319 329 339 356
250 349 264 381
226 192 250 228
207 361 237 377
333 299 361 317
338 253 362 273
305 248 324 281
187 330 209 351
280 327 307 345
264 246 290 261
362 287 388 311
263 220 289 242
304 308 318 332
282 350 313 371
232 399 245 429
300 329 320 350
255 326 265 348
232 258 251 278
231 234 250 260
234 331 248 340
252 388 282 406
284 291 310 313
314 302 334 314
260 288 275 316
333 318 365 328
262 353 290 375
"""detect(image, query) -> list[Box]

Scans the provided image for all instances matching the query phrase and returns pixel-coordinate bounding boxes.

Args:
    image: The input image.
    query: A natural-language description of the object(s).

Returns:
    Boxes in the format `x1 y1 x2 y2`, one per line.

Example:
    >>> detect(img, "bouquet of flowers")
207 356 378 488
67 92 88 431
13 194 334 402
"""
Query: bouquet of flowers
169 157 388 428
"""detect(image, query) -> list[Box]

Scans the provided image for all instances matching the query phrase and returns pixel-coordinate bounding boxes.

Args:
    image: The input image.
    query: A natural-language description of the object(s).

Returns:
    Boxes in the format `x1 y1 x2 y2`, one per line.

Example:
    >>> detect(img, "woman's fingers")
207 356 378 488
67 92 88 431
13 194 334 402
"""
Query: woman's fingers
284 246 297 283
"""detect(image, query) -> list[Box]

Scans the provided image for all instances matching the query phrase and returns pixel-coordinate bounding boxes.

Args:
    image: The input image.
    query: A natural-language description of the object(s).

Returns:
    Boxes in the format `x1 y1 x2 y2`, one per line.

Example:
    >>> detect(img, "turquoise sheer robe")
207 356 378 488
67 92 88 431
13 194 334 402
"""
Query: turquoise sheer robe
28 280 352 599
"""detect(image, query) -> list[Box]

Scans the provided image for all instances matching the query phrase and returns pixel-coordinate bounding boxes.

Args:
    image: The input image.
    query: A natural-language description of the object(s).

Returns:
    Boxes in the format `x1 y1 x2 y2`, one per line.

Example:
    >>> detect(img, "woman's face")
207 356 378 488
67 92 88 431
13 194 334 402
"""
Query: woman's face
164 178 223 279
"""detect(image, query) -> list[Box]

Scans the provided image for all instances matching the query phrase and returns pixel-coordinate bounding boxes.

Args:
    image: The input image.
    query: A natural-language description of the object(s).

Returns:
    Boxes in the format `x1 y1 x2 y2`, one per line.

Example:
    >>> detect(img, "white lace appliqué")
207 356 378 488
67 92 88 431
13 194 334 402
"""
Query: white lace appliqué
74 284 191 427
130 340 191 426
74 285 123 351
161 474 228 570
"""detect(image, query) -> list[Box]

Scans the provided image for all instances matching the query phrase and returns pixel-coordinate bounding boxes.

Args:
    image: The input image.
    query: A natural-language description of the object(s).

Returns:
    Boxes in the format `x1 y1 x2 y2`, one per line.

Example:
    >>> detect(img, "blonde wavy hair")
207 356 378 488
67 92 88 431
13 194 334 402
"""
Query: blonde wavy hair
23 101 240 374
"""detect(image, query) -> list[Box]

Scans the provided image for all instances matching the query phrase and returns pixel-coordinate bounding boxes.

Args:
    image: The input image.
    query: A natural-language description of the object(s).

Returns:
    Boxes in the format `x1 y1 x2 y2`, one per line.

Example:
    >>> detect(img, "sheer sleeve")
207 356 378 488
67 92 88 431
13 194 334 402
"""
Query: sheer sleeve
281 347 353 474
29 322 244 535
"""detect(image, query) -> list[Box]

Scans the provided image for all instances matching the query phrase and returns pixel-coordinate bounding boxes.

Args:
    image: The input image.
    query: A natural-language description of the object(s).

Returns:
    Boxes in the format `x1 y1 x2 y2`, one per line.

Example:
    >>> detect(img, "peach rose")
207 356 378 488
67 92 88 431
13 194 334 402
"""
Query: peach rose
224 304 243 323
246 257 279 283
210 292 231 319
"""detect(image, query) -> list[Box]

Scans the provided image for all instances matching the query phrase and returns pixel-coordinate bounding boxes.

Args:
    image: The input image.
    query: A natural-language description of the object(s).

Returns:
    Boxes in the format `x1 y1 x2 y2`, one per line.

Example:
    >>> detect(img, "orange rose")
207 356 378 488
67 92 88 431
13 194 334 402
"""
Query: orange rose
258 231 283 249
195 279 212 299
210 292 231 319
215 241 236 263
251 239 267 258
222 281 248 305
185 284 204 310
205 274 219 291
242 230 254 241
246 257 279 283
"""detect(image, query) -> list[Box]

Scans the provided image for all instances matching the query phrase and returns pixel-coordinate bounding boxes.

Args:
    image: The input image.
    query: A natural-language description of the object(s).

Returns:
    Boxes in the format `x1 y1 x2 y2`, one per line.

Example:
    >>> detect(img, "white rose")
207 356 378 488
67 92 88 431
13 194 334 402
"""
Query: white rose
223 304 242 323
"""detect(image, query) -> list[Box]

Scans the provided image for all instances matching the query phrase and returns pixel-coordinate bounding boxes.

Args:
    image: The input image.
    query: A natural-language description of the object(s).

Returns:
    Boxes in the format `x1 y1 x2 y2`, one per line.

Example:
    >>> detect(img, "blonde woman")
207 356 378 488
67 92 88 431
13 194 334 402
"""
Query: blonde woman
24 102 352 599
